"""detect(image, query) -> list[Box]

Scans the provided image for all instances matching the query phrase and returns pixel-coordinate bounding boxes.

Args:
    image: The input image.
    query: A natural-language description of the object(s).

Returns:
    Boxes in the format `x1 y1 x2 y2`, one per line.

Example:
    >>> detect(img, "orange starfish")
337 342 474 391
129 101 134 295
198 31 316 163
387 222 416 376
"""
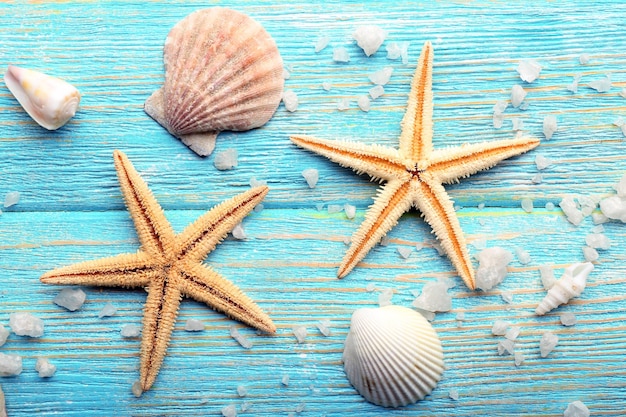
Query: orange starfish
41 150 275 393
291 41 540 290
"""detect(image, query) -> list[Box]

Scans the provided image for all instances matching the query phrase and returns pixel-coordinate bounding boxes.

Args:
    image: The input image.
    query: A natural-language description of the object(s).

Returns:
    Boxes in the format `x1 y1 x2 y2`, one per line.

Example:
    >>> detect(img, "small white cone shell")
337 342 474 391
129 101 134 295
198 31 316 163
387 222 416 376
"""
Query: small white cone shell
343 305 444 408
4 65 80 130
535 262 593 315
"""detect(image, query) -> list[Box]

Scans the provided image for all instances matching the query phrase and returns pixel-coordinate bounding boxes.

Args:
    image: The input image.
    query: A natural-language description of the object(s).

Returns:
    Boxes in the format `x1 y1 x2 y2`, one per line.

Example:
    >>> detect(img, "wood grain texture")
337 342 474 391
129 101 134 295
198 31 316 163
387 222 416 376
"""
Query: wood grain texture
1 1 626 416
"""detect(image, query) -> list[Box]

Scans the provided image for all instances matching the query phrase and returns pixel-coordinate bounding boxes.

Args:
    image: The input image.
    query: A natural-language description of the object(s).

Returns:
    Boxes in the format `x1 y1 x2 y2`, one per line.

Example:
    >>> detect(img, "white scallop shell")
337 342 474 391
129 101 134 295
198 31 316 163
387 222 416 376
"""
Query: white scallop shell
535 262 593 315
343 305 444 408
4 65 81 130
145 7 284 156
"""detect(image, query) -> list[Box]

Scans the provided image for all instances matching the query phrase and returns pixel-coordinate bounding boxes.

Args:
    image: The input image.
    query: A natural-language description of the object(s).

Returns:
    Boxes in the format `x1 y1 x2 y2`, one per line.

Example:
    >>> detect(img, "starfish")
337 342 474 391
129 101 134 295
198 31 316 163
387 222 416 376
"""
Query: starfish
291 41 540 290
41 150 275 393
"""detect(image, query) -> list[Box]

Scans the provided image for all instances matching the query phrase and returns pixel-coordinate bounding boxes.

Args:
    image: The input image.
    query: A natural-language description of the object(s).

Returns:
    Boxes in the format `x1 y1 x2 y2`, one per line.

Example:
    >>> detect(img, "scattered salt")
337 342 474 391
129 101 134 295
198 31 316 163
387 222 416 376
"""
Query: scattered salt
449 389 459 401
560 312 577 327
237 385 248 397
35 358 56 378
301 168 319 189
515 247 531 265
543 115 558 140
493 100 508 129
397 246 412 259
322 82 332 91
456 311 466 321
369 85 385 100
505 326 521 341
415 308 436 321
184 319 205 332
98 302 117 318
0 326 8 347
327 204 343 214
344 204 356 219
614 117 626 137
567 74 583 93
514 352 525 366
281 374 290 386
3 192 19 208
516 59 541 83
412 280 452 312
332 47 350 63
316 319 331 336
532 173 543 184
539 331 558 357
478 202 486 210
501 291 513 304
378 288 394 307
379 235 390 246
221 404 237 417
591 224 604 233
365 283 376 292
592 212 609 224
600 194 626 222
386 41 409 63
470 238 487 250
545 202 555 211
121 324 141 338
588 74 611 92
357 96 371 112
579 54 590 65
582 246 598 262
564 400 590 417
241 401 252 412
295 402 306 413
9 312 44 337
535 154 552 170
491 320 510 336
475 247 513 291
282 90 299 112
0 353 22 376
559 196 583 226
53 288 86 311
521 198 533 213
213 148 238 171
231 223 247 240
230 325 252 349
283 69 290 80
497 339 515 356
352 25 386 56
620 88 626 99
292 325 308 344
131 380 143 397
314 35 330 53
512 117 524 131
337 98 350 111
510 85 527 108
539 266 556 290
585 233 610 249
368 67 393 86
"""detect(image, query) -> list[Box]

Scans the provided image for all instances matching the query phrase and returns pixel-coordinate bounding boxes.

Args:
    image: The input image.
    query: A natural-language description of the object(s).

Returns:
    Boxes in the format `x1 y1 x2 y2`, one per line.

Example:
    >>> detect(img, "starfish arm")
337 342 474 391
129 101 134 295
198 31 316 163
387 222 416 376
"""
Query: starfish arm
113 150 176 258
290 135 406 182
178 262 276 334
139 279 182 392
399 41 434 160
428 137 541 184
413 176 475 290
338 180 413 278
176 186 269 264
40 252 157 288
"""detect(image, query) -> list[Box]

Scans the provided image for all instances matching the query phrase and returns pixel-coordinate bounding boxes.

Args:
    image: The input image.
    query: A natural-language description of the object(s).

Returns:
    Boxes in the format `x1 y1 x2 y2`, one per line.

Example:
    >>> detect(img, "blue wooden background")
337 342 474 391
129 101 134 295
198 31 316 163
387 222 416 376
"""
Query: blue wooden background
1 1 626 416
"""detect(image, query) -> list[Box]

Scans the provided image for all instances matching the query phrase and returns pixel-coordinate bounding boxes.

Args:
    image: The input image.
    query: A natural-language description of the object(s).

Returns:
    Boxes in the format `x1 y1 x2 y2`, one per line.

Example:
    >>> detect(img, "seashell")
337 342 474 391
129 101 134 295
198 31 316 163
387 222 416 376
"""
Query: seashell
4 65 81 130
535 262 594 315
343 305 444 408
145 8 284 157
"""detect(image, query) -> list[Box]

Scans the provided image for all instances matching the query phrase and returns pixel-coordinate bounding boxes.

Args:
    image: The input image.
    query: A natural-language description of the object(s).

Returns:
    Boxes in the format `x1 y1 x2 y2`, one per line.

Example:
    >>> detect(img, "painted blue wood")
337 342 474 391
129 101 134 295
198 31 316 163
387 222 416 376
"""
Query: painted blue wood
1 1 626 416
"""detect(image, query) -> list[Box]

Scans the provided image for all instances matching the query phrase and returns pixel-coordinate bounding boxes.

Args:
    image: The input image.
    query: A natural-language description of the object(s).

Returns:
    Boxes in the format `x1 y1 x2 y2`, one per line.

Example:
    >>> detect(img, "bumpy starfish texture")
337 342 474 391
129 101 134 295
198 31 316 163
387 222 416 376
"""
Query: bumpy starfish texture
41 150 275 393
291 41 540 290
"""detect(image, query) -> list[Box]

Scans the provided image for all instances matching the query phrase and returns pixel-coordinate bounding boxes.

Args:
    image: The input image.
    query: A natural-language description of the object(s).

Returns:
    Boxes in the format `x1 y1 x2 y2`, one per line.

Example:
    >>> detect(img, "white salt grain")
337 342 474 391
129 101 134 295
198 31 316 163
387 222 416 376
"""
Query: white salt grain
582 246 599 262
415 308 436 322
585 233 610 250
3 192 19 208
592 212 609 224
295 402 306 412
292 325 308 344
337 98 350 111
322 82 332 91
600 195 626 222
514 352 525 366
501 291 513 304
515 247 531 265
98 302 117 318
559 196 583 226
505 326 521 341
512 117 524 131
592 224 604 233
543 115 558 140
545 202 555 211
368 67 393 86
282 90 299 112
213 148 238 171
231 223 247 240
241 401 252 412
412 280 452 312
497 339 515 356
9 312 44 337
521 198 533 213
131 380 143 397
386 42 401 59
365 283 376 292
314 35 330 53
281 374 290 386
53 288 86 311
475 247 513 291
620 88 626 99
449 389 459 401
588 74 611 92
230 325 252 349
532 173 543 184
478 202 486 210
352 25 386 56
184 319 205 332
378 288 394 307
221 404 237 417
539 266 556 290
379 235 390 246
564 401 590 417
237 385 248 397
316 319 331 336
35 358 56 378
560 312 577 327
0 326 8 347
493 100 508 129
283 69 290 80
516 59 541 83
579 54 590 65
250 177 267 188
344 204 356 219
492 320 510 336
369 85 385 100
539 331 558 357
510 85 527 108
535 154 552 170
302 168 319 189
567 74 583 93
0 353 22 376
397 246 412 259
121 324 141 338
357 96 371 112
332 47 350 63
327 204 343 214
456 311 466 321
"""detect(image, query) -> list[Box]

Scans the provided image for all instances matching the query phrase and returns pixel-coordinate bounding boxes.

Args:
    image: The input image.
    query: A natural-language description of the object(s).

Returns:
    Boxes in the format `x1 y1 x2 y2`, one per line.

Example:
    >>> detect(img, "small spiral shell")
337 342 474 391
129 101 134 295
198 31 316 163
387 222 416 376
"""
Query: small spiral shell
535 262 593 315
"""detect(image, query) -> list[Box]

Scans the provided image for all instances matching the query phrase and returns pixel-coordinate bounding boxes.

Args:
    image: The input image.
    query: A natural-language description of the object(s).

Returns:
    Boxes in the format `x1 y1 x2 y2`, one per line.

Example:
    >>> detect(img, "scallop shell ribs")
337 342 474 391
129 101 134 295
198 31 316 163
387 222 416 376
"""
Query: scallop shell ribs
145 8 285 156
343 305 444 408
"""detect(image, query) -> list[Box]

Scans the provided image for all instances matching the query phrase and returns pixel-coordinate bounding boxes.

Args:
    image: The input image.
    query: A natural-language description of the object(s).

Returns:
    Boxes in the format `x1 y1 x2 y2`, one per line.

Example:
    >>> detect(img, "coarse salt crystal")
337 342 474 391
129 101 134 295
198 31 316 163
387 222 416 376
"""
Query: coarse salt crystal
368 67 393 86
378 288 394 307
283 69 290 80
231 223 246 240
184 319 205 332
282 90 298 112
230 325 252 349
344 204 356 219
316 319 331 336
121 324 141 338
560 312 577 326
98 302 117 318
301 168 319 189
449 389 459 400
492 320 510 336
492 100 508 129
505 326 521 341
322 82 332 91
53 288 86 311
545 202 555 211
521 198 533 213
475 247 513 291
579 54 590 64
456 310 466 321
0 353 22 376
543 115 558 140
292 325 308 343
497 339 515 356
332 47 350 63
369 85 384 100
213 148 238 171
357 95 371 112
515 247 531 265
327 204 343 214
412 280 452 312
9 312 44 337
314 35 330 53
510 85 527 108
281 374 290 386
516 59 541 83
501 291 513 304
0 325 8 347
539 265 556 290
352 25 386 56
567 74 583 93
559 196 583 226
514 352 525 366
397 246 412 259
241 401 252 412
588 74 611 92
539 331 558 357
365 283 376 292
3 192 19 208
600 195 626 222
337 98 350 111
620 88 626 99
131 380 143 397
582 246 599 262
35 358 56 378
512 117 524 131
532 173 543 184
535 154 552 170
237 385 248 397
585 233 610 249
221 404 237 417
564 401 590 417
